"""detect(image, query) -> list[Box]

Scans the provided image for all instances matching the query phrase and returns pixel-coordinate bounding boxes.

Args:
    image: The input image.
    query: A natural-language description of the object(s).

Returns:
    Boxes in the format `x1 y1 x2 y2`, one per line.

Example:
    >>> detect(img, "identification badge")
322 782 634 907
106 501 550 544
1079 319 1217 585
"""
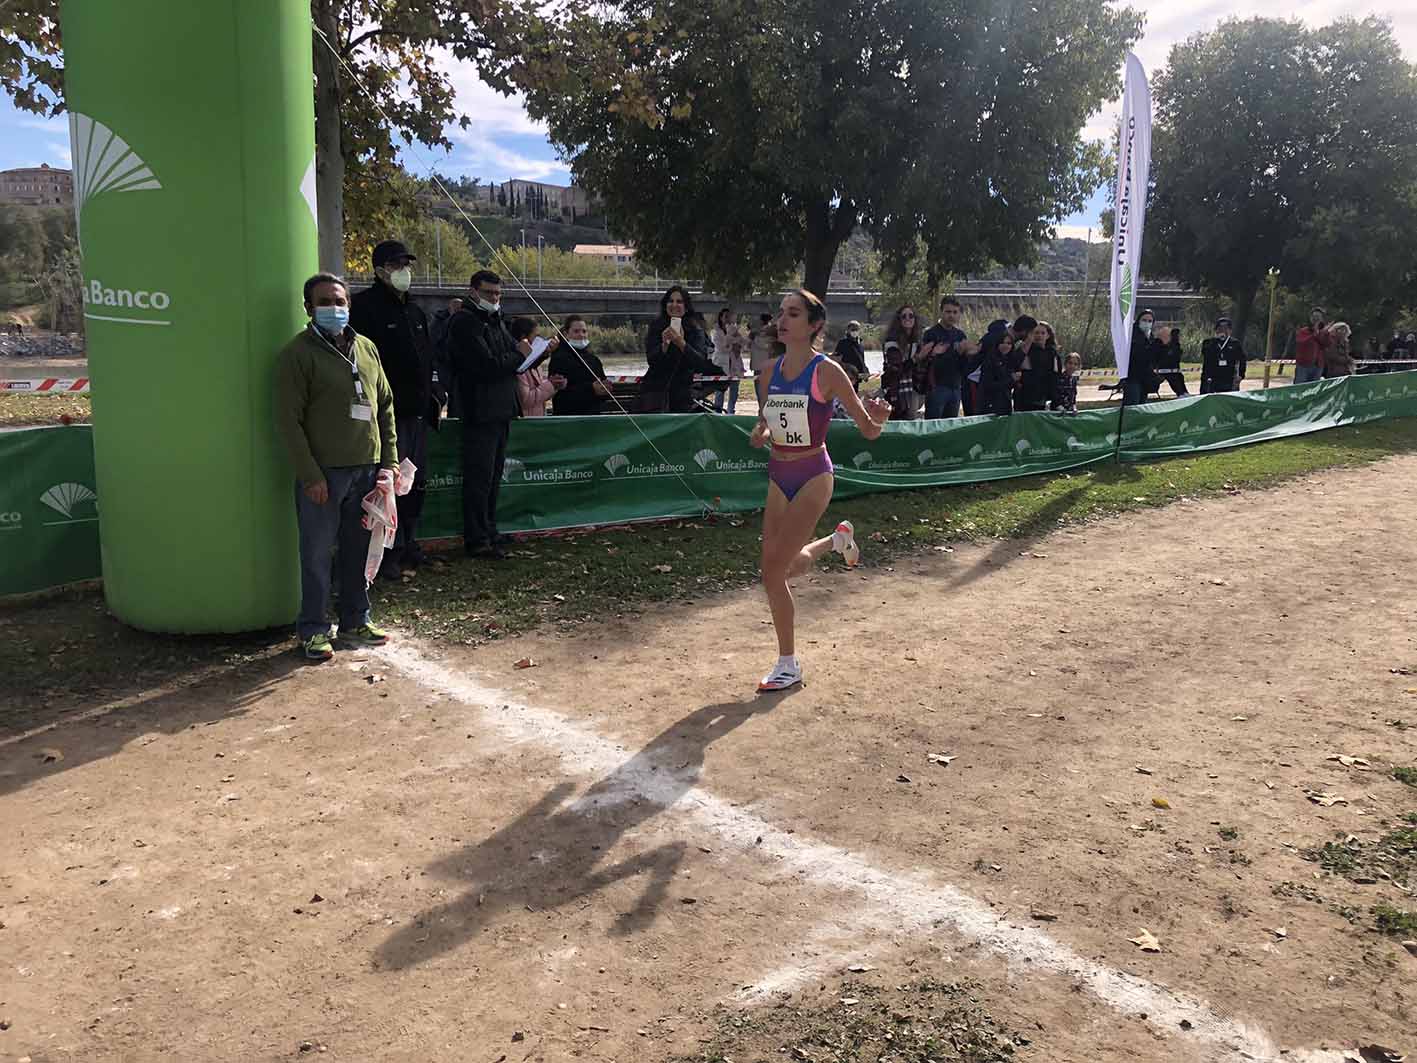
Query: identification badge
764 394 810 446
350 403 373 422
1217 360 1227 367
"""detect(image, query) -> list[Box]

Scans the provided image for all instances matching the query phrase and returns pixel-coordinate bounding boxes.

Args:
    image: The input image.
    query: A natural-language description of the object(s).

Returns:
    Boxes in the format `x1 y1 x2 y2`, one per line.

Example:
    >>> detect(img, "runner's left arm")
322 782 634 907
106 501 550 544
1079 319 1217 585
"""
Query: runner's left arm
818 358 888 439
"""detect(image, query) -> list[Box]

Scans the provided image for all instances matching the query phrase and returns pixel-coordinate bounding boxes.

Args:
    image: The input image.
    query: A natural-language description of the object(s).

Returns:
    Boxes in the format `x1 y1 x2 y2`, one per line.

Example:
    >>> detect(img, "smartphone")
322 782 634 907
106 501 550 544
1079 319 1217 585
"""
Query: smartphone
670 317 683 336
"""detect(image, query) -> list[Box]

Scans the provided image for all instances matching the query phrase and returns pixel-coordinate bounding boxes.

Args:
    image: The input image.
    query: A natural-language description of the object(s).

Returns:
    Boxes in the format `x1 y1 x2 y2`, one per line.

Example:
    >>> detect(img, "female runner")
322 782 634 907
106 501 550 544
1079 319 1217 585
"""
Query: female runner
750 289 891 691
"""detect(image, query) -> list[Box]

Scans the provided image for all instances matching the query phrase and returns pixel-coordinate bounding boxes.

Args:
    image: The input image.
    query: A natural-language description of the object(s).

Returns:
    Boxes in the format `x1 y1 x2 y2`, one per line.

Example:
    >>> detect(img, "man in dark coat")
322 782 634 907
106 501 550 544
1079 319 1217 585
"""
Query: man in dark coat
1199 316 1246 394
448 270 523 560
349 239 443 577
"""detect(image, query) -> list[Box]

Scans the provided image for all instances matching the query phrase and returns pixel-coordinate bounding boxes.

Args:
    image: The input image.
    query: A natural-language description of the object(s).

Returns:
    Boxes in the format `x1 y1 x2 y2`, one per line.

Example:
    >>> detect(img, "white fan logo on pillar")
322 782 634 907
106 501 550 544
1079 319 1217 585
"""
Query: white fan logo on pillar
69 112 163 253
40 482 98 523
501 457 524 482
299 153 318 229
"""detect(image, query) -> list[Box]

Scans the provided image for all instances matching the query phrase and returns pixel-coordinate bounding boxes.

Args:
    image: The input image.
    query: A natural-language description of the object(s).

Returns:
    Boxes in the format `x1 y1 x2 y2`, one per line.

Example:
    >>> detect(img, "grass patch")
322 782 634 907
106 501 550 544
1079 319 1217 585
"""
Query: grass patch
673 978 1026 1063
1372 902 1417 937
6 417 1417 724
0 392 91 427
1301 813 1417 890
1393 765 1417 787
375 416 1417 644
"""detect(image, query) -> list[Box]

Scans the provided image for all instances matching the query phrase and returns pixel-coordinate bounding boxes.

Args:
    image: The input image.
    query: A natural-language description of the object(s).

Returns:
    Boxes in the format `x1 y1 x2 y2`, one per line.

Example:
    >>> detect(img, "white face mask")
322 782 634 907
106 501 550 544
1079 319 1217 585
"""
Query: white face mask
476 296 500 315
1140 321 1153 336
387 267 412 292
569 338 590 350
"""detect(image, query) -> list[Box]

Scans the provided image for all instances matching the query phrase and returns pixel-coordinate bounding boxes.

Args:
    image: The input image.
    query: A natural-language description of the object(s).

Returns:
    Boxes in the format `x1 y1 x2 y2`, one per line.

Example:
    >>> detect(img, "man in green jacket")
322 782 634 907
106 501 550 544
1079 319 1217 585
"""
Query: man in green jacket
276 272 398 661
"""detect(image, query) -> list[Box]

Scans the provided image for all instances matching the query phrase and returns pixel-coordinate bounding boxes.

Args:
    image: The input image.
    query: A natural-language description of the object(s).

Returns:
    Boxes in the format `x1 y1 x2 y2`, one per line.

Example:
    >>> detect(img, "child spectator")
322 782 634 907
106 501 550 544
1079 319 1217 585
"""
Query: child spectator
880 342 917 420
1054 352 1082 412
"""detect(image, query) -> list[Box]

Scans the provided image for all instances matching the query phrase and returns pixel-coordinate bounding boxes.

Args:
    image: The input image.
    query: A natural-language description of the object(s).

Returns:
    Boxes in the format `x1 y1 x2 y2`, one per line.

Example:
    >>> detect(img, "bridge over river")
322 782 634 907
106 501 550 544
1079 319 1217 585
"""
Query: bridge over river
365 278 1205 324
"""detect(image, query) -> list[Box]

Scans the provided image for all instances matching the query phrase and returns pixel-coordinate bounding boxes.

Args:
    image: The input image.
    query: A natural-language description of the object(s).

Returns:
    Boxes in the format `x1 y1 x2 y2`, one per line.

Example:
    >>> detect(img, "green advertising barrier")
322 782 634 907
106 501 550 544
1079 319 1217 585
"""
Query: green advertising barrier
62 1 317 632
7 372 1417 599
0 426 101 596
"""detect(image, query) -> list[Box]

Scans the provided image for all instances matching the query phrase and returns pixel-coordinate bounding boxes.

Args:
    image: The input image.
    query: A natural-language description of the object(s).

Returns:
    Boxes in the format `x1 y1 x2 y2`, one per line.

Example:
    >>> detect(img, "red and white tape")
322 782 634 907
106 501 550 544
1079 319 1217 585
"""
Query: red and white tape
1 378 90 393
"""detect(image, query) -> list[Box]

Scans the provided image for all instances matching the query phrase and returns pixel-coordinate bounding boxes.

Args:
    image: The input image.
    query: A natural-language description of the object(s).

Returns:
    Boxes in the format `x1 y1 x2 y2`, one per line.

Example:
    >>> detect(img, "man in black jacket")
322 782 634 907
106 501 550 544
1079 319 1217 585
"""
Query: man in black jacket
449 270 522 560
1199 316 1246 393
350 239 443 577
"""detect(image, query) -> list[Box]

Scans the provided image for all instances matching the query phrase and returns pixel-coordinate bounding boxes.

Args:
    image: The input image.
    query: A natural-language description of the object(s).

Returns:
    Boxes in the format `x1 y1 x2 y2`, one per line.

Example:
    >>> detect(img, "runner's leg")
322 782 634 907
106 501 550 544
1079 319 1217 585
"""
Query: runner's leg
760 472 834 658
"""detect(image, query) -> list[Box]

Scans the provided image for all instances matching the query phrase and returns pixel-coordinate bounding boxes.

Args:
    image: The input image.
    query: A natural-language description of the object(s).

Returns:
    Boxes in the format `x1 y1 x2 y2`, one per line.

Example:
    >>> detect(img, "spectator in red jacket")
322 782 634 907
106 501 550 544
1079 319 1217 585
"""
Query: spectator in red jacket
1294 307 1333 385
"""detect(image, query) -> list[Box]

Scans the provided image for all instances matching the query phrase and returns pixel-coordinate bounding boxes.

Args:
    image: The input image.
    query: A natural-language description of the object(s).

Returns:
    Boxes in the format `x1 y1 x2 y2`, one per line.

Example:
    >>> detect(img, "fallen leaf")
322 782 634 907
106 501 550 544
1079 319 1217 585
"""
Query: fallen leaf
896 774 913 783
927 753 957 766
1401 940 1417 957
1230 714 1249 722
1306 790 1348 807
1209 578 1227 586
1135 766 1154 776
1327 754 1371 770
1030 909 1060 921
652 564 672 573
840 998 860 1006
1264 780 1275 790
38 747 63 763
365 673 385 685
513 657 537 669
846 963 875 973
1267 927 1287 939
1128 928 1162 952
1352 1046 1405 1063
1152 796 1171 810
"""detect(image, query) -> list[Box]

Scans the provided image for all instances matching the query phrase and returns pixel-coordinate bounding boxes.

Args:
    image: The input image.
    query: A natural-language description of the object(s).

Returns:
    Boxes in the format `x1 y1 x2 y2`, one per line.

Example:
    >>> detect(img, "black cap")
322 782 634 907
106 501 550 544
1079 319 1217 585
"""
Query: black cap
1215 316 1232 327
372 240 417 269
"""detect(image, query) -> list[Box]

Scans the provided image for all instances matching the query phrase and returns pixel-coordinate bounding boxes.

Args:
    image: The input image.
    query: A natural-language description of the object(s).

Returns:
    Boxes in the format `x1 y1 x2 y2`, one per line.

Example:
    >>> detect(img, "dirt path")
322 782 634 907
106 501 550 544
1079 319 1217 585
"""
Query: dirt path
4 456 1416 1062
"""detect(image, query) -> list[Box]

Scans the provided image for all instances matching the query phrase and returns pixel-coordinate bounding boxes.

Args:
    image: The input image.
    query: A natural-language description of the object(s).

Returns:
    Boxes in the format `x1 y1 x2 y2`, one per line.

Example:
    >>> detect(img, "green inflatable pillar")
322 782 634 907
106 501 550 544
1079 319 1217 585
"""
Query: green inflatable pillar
62 0 318 632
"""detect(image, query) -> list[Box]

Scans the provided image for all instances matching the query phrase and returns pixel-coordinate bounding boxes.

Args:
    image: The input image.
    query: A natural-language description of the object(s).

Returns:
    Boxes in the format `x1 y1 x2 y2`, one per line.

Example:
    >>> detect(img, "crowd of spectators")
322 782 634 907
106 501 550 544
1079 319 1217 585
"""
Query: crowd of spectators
273 242 1417 660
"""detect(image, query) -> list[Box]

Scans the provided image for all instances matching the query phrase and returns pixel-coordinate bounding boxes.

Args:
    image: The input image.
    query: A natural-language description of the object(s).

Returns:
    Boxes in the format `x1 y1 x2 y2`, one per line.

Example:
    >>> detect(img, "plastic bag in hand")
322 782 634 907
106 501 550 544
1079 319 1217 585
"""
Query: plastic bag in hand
360 472 400 588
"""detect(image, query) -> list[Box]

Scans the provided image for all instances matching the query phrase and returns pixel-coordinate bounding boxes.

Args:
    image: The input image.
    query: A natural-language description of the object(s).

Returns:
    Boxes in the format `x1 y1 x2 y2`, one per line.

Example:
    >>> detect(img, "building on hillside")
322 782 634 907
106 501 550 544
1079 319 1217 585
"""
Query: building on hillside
0 164 72 206
573 243 636 265
493 179 592 221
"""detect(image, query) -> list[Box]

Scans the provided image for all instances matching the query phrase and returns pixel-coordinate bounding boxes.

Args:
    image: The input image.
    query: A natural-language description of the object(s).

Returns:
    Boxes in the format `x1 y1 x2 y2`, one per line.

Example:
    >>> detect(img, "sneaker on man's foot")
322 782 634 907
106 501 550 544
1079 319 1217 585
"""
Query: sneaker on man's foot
303 633 334 661
831 520 860 568
339 623 390 647
758 657 803 692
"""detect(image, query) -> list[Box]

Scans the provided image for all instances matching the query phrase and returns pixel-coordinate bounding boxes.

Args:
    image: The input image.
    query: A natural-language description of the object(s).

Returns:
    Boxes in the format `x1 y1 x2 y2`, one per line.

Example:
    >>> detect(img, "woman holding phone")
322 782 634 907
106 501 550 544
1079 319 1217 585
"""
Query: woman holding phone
638 285 716 412
749 289 890 692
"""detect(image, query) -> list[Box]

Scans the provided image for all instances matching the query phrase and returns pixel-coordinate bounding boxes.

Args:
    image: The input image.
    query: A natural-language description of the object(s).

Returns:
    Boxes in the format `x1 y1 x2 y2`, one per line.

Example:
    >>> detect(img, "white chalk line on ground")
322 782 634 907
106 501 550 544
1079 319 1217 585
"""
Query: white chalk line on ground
374 640 1349 1063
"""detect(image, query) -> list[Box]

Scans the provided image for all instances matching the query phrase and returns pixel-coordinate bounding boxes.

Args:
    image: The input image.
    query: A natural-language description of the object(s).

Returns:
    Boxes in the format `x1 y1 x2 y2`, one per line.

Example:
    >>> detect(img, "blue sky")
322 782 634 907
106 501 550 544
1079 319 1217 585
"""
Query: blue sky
4 0 1410 240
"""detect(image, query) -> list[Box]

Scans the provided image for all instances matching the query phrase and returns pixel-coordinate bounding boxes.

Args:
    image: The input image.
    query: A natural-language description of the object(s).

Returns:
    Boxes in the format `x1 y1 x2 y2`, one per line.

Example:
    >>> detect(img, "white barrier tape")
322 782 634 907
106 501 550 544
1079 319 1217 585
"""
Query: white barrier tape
1 378 90 393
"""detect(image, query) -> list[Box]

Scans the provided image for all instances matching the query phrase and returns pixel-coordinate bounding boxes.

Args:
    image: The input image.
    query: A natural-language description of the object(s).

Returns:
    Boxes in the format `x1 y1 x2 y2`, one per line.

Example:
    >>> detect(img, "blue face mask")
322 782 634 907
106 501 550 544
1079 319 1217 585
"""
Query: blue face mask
313 305 349 334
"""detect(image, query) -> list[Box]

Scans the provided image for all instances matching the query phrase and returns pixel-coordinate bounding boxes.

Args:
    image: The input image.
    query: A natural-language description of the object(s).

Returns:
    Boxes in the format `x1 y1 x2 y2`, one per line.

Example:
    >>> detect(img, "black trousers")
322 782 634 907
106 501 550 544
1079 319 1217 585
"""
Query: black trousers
392 413 428 557
461 419 510 549
1156 371 1188 397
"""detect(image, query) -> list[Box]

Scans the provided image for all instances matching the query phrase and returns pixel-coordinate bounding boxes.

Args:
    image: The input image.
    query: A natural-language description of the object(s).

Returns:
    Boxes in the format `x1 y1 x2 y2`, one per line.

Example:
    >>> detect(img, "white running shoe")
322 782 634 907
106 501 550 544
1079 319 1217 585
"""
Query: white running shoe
832 520 860 568
758 658 803 692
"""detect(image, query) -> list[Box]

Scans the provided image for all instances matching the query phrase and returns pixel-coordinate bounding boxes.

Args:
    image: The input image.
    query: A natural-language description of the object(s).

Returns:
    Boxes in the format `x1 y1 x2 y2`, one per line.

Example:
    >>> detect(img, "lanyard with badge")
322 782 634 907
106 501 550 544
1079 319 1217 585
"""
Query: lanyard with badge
1216 335 1230 367
311 323 372 421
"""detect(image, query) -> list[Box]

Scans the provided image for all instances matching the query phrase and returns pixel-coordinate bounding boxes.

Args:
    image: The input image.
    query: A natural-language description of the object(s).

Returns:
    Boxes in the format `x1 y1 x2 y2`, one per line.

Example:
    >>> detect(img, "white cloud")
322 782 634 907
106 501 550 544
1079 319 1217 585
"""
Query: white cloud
437 52 547 137
442 136 570 184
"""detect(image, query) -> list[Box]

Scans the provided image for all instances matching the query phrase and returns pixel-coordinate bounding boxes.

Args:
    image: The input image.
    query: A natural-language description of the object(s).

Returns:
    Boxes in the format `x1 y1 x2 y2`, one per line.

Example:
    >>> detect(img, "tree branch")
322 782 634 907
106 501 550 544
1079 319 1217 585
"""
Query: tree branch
342 26 419 57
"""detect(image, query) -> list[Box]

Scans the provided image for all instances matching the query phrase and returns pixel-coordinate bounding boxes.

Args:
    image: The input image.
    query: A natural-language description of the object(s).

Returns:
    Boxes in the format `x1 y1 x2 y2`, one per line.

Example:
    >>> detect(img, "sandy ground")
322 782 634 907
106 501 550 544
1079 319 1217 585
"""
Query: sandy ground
4 457 1417 1062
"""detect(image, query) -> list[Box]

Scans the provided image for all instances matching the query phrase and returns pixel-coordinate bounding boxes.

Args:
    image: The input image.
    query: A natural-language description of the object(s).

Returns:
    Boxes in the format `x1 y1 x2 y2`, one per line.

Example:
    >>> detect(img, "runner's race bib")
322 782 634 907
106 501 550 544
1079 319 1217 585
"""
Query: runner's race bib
764 394 810 446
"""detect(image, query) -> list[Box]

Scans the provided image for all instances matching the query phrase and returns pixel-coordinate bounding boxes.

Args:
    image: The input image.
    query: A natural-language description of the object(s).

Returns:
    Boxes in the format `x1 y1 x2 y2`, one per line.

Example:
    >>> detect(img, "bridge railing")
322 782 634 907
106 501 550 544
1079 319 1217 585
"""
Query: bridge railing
386 276 1195 298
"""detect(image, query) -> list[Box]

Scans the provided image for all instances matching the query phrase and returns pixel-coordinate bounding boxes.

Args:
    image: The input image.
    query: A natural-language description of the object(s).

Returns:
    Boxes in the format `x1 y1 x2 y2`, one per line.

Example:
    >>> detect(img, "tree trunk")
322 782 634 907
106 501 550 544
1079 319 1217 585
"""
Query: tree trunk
311 1 345 274
802 198 856 307
1231 282 1260 359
